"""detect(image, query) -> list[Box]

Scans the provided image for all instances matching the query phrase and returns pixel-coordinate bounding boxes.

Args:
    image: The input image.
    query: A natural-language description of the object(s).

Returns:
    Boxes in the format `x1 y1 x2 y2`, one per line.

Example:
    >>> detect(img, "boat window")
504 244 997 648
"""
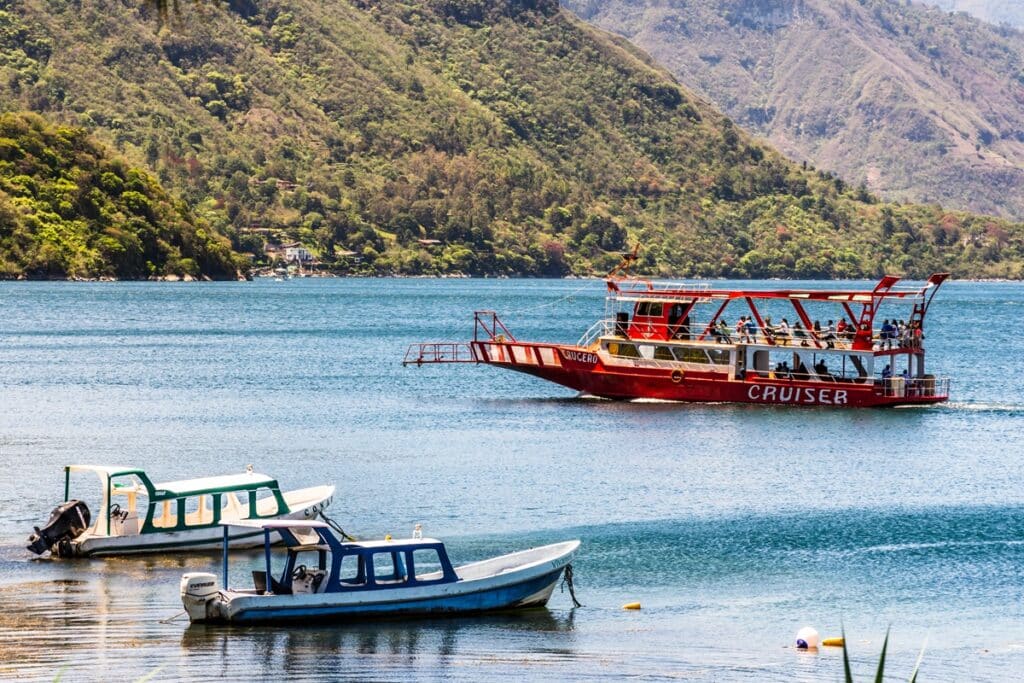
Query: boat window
337 553 366 586
607 342 640 358
672 346 709 363
635 302 664 317
183 496 213 527
706 349 730 365
372 551 407 584
150 499 177 529
251 488 280 517
412 548 445 581
653 346 675 361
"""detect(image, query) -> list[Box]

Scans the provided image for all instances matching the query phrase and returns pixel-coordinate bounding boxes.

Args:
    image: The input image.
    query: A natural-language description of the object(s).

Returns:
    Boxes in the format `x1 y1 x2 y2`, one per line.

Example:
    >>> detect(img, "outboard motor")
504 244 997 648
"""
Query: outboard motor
181 573 221 623
26 500 90 555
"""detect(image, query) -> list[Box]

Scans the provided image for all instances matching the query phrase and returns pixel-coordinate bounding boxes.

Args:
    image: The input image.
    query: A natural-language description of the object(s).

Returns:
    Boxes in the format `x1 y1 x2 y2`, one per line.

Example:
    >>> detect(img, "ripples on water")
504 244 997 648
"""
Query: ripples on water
0 279 1022 680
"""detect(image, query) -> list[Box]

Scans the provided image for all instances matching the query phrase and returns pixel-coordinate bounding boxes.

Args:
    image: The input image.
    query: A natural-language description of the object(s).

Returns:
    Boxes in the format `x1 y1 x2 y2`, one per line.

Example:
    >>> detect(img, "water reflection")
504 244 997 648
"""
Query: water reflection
180 610 577 677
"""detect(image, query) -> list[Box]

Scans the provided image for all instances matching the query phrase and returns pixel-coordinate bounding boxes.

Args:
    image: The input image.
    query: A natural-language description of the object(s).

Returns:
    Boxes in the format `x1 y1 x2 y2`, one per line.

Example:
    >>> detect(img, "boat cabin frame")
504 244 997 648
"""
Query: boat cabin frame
222 521 459 597
64 466 291 538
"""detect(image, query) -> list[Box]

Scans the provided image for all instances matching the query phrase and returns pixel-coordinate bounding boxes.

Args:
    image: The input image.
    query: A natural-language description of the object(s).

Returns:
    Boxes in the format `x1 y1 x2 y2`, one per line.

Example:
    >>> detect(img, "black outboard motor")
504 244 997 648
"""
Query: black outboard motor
27 500 91 555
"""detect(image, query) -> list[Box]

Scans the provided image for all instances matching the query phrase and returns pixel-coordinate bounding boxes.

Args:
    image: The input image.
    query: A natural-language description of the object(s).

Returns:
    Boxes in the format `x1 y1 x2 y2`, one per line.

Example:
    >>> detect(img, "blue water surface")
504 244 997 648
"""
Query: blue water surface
0 278 1021 681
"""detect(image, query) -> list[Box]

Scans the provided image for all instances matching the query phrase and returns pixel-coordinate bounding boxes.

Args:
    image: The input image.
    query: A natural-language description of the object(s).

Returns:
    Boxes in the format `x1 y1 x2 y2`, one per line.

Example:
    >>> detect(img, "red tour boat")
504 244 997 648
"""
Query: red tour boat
405 261 951 408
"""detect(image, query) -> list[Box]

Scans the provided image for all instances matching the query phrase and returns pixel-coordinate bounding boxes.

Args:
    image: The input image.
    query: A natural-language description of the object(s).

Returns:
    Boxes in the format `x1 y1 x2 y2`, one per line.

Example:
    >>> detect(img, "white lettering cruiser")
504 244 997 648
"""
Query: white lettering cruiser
746 385 849 405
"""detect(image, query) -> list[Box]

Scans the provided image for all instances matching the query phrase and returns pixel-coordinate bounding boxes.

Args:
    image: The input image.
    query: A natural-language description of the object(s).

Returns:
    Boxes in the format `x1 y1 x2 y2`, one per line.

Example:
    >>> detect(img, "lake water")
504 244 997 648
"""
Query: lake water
0 278 1021 681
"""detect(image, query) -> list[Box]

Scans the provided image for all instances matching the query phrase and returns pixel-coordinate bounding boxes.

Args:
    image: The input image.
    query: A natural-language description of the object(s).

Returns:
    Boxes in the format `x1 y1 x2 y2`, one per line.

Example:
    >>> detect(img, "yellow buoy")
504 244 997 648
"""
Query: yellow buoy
622 602 642 610
822 637 845 648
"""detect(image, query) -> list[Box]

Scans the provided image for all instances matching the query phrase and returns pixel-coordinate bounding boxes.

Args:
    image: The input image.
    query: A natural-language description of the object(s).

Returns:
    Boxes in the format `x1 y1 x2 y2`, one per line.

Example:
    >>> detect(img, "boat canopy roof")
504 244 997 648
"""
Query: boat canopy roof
608 273 949 304
65 465 147 478
153 472 278 497
340 538 444 549
221 519 329 530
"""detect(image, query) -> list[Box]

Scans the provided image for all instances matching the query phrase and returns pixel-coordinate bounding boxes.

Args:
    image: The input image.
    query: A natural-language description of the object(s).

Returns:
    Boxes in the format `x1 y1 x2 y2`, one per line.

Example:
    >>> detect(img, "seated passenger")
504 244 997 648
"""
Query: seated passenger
823 320 837 348
776 318 791 346
775 360 791 379
793 322 809 347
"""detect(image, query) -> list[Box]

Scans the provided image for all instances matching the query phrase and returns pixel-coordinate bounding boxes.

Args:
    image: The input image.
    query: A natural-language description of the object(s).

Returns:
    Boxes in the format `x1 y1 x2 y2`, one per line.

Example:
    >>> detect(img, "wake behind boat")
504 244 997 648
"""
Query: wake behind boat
405 255 951 408
27 465 334 557
181 520 580 624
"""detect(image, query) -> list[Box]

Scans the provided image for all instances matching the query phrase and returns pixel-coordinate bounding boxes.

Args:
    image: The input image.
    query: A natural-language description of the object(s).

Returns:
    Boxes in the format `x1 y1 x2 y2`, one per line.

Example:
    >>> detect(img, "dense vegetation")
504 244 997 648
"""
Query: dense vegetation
566 0 1024 220
0 112 240 279
2 0 1024 278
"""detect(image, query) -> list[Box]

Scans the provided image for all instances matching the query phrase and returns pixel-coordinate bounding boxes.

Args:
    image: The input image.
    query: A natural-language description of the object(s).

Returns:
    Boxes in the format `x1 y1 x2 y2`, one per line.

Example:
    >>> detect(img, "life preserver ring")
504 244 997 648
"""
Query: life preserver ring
671 370 684 384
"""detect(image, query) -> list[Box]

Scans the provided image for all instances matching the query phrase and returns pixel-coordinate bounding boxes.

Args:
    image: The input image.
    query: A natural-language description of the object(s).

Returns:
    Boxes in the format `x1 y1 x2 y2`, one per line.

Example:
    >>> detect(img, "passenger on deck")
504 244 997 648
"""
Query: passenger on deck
775 360 791 379
793 322 809 347
880 319 894 349
898 320 910 348
745 316 757 341
814 359 835 382
911 321 924 348
836 318 848 344
716 320 732 344
794 361 810 381
881 364 892 380
763 316 776 343
736 317 751 343
823 320 837 348
776 319 791 346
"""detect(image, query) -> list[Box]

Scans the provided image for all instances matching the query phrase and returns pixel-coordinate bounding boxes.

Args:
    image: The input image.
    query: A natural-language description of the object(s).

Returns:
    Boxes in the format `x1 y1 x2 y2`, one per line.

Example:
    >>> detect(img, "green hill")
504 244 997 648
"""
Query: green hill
0 111 241 279
565 0 1024 221
2 0 1024 278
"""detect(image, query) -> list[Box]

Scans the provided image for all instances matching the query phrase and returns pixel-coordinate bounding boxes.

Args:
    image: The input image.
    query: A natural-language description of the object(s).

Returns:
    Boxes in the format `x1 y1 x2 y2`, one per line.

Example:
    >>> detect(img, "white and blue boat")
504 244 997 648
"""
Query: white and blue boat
180 520 580 624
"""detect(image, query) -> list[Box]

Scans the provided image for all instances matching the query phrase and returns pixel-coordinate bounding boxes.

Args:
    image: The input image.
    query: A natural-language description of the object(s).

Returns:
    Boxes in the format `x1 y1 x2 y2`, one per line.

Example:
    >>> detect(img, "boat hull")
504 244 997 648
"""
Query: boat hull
471 342 948 408
222 567 565 624
190 540 579 625
67 486 334 557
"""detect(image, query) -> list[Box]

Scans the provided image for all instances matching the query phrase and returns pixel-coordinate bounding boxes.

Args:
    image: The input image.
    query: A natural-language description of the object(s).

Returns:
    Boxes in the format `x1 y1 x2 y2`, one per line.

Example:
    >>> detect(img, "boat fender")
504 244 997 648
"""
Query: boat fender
796 626 820 649
622 602 641 610
821 637 845 647
670 370 684 384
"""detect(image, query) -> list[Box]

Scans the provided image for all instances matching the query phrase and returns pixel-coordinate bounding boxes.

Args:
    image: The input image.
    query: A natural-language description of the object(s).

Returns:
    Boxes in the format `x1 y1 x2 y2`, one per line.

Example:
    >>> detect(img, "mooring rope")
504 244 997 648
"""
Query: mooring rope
318 510 357 542
561 563 582 608
158 610 187 623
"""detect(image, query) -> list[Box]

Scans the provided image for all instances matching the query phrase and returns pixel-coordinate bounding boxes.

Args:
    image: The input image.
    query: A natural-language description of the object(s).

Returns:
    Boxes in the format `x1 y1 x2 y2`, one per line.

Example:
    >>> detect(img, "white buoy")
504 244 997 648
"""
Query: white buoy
796 626 820 650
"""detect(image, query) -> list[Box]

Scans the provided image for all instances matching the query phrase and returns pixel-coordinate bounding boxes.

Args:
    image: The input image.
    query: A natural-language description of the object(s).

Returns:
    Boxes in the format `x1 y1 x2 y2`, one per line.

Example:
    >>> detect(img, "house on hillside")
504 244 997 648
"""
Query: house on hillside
281 242 313 263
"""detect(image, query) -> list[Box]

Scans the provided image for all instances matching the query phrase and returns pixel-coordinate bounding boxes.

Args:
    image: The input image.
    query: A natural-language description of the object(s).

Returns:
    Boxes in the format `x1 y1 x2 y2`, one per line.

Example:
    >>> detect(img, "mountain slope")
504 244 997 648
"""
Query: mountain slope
1 0 1024 277
0 111 240 279
930 1 1024 29
565 0 1024 220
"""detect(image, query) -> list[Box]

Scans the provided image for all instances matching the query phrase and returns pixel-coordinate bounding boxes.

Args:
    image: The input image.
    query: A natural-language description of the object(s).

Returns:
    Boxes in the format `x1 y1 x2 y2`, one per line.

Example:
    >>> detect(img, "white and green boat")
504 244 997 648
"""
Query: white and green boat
27 465 335 557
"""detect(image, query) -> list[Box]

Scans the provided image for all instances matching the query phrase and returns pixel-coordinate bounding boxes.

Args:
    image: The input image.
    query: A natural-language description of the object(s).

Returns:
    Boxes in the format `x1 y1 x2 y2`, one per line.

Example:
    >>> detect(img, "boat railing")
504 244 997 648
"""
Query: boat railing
613 279 712 294
403 342 476 366
876 376 950 398
577 319 616 347
589 318 927 352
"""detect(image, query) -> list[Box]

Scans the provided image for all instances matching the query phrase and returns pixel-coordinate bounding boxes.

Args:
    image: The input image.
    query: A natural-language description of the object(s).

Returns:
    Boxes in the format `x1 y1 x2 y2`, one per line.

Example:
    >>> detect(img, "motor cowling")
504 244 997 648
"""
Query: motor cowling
181 572 220 622
26 500 91 555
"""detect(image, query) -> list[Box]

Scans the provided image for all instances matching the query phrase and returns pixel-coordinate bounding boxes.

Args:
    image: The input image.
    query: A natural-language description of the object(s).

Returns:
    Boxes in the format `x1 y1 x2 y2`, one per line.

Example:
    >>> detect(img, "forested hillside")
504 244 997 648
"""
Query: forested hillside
0 112 240 279
2 0 1024 278
565 0 1024 221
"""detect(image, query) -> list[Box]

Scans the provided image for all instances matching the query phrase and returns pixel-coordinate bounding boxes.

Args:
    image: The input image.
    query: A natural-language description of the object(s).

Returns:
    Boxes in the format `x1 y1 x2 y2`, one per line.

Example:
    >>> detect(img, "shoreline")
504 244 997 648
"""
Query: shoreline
1 274 1023 283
